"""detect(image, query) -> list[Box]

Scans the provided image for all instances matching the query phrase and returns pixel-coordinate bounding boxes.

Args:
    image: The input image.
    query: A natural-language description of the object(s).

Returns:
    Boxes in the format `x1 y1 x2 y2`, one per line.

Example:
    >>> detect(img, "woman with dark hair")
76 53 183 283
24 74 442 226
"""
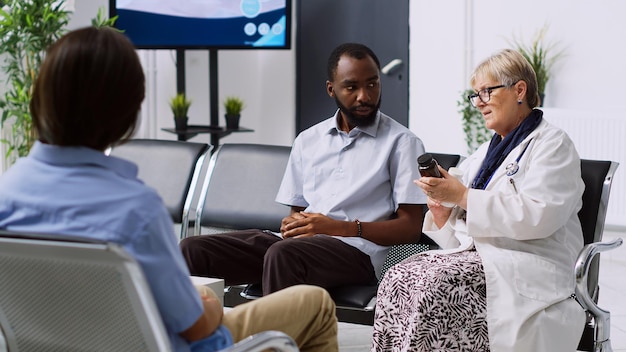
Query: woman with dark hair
0 27 338 352
371 49 586 351
30 26 144 150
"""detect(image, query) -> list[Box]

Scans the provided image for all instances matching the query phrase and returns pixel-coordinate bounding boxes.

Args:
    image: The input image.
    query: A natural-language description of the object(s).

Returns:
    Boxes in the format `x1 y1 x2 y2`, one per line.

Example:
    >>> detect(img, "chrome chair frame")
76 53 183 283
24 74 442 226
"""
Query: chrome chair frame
575 159 621 352
576 238 623 352
191 143 291 236
109 139 211 239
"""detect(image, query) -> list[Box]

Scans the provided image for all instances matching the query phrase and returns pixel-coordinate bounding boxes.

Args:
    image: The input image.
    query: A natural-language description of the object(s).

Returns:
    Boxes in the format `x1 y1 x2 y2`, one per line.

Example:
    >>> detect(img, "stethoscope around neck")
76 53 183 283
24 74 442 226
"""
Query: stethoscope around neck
505 139 533 177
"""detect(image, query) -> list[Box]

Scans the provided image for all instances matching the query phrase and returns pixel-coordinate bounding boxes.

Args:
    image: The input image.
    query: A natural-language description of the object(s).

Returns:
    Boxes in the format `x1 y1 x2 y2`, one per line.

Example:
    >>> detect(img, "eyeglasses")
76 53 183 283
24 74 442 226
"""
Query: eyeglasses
467 85 506 107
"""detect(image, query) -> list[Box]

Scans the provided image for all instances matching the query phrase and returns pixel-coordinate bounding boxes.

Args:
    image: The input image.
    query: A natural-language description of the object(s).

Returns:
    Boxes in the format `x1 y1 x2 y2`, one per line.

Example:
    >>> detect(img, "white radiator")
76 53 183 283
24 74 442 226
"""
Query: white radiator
543 108 626 227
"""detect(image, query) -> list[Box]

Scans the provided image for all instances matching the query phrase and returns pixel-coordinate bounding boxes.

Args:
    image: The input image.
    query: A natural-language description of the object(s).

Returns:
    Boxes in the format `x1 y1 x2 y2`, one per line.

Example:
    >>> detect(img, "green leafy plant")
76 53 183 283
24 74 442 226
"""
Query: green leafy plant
508 25 565 101
458 89 491 154
169 93 192 118
0 0 70 164
223 96 244 116
91 6 119 29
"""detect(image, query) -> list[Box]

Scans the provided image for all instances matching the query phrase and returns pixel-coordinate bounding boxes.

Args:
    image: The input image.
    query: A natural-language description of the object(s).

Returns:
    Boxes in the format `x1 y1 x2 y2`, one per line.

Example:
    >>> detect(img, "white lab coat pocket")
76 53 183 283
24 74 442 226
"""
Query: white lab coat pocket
512 251 559 303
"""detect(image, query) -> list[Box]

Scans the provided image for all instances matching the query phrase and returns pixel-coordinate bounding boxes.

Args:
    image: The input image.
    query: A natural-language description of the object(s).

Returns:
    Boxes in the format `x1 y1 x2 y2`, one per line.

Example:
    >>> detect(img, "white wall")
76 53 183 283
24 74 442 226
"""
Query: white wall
69 0 626 155
178 49 296 147
409 1 467 155
409 0 626 157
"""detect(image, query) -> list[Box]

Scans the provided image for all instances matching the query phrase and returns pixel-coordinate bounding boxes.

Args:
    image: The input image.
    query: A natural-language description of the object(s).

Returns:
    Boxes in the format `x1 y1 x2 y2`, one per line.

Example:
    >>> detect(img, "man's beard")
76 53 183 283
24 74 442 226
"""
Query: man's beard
334 96 381 128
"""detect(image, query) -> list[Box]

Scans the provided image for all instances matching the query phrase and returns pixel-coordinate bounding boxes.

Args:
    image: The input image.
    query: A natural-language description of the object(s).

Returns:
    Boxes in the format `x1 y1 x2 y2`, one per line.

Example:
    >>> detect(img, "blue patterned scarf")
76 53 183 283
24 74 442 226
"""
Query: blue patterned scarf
471 109 543 189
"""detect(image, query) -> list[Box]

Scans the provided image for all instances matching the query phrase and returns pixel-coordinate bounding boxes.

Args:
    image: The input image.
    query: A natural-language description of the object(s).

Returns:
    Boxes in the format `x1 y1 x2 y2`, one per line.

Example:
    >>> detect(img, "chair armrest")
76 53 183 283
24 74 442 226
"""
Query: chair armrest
219 331 299 352
575 237 623 307
574 237 623 345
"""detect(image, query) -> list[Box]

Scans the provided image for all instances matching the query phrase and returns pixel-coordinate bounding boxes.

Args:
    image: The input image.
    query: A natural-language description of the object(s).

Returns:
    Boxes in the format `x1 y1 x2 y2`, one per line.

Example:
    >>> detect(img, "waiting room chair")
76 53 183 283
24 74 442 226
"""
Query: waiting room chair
191 143 291 236
185 143 292 307
109 139 211 239
575 159 621 351
0 230 298 352
428 152 464 174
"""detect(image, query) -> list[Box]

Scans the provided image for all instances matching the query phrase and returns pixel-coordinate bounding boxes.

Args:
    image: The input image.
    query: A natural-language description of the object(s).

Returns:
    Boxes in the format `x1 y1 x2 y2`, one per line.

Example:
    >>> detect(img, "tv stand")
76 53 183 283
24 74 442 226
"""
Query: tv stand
161 125 253 143
164 49 250 147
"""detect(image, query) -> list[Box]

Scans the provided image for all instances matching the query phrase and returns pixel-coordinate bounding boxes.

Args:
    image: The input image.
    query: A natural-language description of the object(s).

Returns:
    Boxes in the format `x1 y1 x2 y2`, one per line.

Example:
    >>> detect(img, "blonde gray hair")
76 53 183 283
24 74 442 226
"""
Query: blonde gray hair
470 49 540 108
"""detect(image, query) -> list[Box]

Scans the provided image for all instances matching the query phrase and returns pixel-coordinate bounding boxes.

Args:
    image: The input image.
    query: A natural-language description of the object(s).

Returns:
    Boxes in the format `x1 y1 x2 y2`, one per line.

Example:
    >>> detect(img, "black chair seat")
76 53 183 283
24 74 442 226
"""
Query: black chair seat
328 285 378 309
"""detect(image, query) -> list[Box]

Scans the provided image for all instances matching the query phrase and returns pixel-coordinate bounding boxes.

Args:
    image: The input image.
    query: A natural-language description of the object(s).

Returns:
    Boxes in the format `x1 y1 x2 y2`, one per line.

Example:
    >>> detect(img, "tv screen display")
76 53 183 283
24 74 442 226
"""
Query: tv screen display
110 0 292 49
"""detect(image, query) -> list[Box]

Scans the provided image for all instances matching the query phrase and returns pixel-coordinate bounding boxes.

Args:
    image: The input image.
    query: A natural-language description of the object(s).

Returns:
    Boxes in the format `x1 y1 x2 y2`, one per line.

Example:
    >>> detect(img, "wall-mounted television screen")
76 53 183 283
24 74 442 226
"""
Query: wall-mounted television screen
109 0 292 49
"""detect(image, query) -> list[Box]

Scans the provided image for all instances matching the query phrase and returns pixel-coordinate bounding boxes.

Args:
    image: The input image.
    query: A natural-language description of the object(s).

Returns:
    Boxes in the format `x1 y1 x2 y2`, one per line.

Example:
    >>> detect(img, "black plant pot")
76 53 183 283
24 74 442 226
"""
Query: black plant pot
174 116 188 131
225 114 240 130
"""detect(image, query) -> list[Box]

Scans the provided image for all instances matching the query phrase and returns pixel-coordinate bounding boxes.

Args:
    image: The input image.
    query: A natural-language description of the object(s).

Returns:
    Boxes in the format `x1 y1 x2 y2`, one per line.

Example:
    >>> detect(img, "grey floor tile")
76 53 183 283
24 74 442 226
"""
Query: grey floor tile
338 322 372 351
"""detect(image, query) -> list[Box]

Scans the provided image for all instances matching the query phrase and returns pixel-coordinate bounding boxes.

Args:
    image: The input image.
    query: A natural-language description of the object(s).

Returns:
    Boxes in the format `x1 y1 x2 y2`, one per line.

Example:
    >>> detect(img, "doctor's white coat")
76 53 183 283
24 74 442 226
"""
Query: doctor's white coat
423 118 586 352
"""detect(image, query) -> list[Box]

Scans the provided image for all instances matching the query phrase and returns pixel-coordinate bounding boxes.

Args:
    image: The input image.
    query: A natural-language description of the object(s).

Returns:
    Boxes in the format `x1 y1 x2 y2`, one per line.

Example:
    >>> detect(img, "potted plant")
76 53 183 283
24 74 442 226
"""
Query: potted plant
223 96 244 130
0 0 70 166
169 93 191 131
458 89 491 154
508 25 564 106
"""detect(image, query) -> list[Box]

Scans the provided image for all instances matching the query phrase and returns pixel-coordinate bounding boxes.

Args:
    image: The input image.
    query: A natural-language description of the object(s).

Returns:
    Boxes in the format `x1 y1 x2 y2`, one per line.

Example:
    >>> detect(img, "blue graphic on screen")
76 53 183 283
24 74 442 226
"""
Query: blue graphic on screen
113 0 290 49
241 0 262 18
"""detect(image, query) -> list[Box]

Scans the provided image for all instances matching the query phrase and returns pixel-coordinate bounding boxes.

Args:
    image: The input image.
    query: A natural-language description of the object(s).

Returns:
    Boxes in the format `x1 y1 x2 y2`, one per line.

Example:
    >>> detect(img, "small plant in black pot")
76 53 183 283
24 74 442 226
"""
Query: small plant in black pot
169 93 191 131
223 96 244 130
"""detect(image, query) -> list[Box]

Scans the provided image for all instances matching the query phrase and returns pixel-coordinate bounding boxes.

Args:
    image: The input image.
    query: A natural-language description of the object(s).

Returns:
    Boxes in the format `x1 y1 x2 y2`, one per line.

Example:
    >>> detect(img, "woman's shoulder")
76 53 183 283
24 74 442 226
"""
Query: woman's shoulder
533 118 576 146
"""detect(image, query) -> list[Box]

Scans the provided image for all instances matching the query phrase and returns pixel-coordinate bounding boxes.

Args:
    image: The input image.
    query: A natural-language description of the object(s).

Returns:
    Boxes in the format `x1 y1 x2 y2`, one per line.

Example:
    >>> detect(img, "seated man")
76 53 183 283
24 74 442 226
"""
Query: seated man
181 43 427 295
0 26 338 352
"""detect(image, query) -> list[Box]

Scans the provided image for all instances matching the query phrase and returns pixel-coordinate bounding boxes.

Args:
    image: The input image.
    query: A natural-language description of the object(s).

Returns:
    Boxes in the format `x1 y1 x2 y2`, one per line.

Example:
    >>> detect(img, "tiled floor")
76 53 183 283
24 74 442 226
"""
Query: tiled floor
337 227 626 351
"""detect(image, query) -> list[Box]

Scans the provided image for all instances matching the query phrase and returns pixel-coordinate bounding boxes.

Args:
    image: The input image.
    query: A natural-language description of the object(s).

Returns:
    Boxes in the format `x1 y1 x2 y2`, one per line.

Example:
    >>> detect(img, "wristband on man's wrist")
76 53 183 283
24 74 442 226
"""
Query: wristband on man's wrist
355 219 362 237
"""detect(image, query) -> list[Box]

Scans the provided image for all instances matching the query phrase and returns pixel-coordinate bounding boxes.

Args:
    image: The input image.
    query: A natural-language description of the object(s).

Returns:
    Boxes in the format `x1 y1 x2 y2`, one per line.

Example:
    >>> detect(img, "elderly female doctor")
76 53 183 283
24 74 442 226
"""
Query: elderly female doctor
371 48 586 352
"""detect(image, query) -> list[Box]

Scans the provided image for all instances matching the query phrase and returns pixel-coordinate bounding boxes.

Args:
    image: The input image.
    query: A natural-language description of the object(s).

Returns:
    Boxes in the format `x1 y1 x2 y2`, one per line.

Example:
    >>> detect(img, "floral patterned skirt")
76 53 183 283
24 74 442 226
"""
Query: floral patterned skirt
371 250 489 352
